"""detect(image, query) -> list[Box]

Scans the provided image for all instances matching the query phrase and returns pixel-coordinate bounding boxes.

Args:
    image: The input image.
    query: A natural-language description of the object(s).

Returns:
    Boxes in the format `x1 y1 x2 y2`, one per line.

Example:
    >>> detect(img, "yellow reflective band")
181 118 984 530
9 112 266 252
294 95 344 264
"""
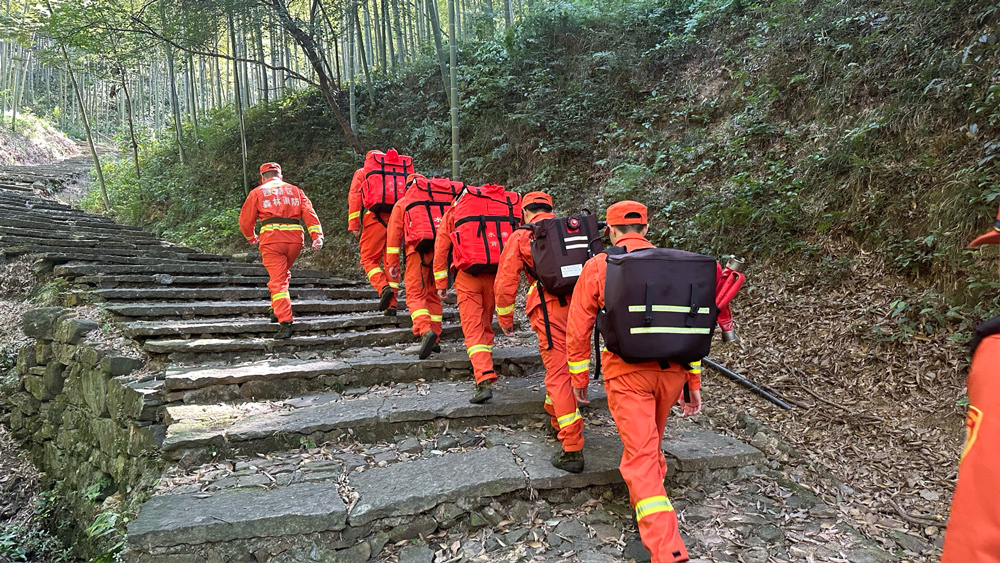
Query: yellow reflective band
527 284 536 295
627 305 711 314
630 327 712 335
568 359 590 374
260 224 303 232
635 496 674 521
544 395 553 405
387 246 401 255
430 315 443 322
688 360 702 375
468 344 493 357
366 267 384 279
388 282 399 289
558 410 582 428
271 292 290 302
307 225 322 234
434 270 448 281
349 211 361 220
410 309 430 320
496 304 516 316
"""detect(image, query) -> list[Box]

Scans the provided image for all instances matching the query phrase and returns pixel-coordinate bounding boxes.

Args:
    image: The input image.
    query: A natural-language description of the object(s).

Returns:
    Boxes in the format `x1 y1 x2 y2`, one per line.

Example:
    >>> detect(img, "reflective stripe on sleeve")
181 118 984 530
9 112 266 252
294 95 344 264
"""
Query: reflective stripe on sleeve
434 270 448 281
544 395 553 406
496 303 516 316
307 225 322 234
635 496 674 521
688 360 702 375
386 246 401 255
349 211 361 220
568 359 590 374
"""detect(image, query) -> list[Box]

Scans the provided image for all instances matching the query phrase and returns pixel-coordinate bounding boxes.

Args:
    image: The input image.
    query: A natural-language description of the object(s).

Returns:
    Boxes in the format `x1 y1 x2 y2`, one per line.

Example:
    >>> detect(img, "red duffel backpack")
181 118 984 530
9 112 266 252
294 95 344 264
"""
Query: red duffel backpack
361 149 413 212
404 177 465 253
450 184 522 274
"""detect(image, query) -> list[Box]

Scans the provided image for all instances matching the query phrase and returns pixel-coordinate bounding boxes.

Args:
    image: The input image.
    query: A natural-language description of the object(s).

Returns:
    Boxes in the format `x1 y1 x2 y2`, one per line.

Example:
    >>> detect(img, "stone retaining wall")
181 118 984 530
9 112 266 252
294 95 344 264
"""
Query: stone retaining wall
4 306 164 555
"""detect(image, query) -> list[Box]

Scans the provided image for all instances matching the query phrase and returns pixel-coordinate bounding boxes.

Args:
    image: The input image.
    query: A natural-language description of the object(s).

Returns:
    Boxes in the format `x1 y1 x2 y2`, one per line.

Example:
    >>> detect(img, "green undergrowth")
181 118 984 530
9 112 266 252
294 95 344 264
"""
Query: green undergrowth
89 0 1000 329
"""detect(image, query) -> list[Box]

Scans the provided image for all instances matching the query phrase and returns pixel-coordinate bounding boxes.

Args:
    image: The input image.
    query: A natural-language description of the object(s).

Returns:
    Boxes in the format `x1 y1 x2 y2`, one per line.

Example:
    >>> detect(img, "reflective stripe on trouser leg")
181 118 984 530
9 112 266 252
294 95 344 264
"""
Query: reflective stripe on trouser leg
404 250 440 336
455 271 497 384
262 242 301 323
529 303 583 452
604 369 690 562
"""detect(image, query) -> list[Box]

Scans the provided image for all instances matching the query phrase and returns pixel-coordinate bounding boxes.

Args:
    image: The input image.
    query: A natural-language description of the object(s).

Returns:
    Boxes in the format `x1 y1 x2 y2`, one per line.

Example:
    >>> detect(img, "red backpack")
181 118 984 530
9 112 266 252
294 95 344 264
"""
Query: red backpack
404 177 465 253
450 184 522 274
361 149 413 212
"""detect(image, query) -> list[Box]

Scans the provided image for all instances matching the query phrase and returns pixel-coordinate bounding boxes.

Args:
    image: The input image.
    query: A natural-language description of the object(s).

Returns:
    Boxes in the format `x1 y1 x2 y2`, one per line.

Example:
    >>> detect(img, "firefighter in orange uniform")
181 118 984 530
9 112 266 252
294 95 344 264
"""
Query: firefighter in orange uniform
566 201 702 563
494 191 585 473
386 173 443 359
239 163 323 339
941 206 1000 562
348 152 400 315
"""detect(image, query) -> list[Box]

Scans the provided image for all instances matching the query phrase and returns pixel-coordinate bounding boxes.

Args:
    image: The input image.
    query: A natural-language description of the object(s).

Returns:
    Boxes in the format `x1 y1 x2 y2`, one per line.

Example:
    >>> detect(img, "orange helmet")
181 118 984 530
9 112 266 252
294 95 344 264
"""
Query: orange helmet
969 203 1000 248
259 162 282 175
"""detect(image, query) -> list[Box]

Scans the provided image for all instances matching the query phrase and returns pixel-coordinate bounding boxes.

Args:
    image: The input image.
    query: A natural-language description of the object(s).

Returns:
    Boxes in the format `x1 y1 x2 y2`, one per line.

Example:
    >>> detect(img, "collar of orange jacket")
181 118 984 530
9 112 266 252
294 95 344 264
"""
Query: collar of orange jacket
615 232 654 251
527 212 556 224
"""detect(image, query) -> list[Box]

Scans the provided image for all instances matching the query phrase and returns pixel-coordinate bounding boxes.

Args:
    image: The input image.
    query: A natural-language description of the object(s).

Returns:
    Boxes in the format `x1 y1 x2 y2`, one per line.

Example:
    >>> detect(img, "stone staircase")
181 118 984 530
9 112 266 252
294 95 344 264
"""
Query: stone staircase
1 163 770 562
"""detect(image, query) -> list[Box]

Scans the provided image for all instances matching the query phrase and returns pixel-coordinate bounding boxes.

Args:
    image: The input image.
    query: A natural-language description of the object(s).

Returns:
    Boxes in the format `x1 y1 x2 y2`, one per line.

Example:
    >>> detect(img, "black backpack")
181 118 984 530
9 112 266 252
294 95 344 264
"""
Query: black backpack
597 247 719 366
523 213 604 296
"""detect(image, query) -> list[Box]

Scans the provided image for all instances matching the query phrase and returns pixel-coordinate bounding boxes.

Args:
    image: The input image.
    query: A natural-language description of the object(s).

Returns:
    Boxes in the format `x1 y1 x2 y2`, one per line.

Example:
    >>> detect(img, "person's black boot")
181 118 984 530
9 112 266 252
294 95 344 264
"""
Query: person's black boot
377 286 394 311
268 307 279 323
384 307 397 317
274 321 293 340
418 331 438 360
469 380 493 404
551 449 585 474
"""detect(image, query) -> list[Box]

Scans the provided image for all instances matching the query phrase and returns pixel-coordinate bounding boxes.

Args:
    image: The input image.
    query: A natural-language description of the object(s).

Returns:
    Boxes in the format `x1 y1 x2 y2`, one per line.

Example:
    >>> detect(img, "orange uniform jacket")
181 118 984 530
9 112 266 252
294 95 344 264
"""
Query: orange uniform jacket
433 208 457 289
239 179 323 245
942 332 1000 562
565 233 703 387
347 169 366 232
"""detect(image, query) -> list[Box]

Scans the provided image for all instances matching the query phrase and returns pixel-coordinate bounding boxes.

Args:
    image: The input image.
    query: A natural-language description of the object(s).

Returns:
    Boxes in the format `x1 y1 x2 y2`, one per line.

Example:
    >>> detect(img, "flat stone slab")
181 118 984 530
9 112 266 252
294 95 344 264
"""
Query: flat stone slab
162 374 591 453
125 312 429 339
92 286 373 303
127 481 347 549
74 274 362 289
516 433 625 490
348 447 525 526
53 263 332 279
663 427 764 471
143 324 462 355
108 299 384 319
163 345 541 392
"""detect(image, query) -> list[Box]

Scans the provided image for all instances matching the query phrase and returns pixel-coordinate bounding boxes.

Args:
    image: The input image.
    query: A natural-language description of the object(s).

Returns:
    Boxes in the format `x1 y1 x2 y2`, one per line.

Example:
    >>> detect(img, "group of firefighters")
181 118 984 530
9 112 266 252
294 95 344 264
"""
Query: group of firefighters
238 152 998 563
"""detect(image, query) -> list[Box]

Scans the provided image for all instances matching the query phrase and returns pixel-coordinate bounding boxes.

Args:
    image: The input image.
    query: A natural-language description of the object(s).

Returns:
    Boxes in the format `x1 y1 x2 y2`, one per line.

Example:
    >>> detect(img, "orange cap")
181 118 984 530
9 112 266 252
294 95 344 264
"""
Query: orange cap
605 200 648 226
522 191 553 210
969 204 1000 248
259 162 281 175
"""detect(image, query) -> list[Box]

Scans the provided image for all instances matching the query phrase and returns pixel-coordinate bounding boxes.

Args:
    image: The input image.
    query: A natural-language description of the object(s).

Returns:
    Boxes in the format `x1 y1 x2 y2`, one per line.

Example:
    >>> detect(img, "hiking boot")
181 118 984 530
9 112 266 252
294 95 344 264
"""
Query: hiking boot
384 307 397 317
273 322 293 340
418 331 438 360
267 307 279 323
469 380 493 404
433 343 441 353
377 286 394 311
551 449 584 474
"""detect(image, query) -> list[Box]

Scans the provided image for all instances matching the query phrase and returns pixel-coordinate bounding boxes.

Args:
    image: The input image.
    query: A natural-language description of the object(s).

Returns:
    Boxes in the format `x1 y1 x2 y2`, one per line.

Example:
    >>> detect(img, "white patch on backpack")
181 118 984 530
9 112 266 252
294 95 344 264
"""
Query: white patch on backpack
561 264 583 278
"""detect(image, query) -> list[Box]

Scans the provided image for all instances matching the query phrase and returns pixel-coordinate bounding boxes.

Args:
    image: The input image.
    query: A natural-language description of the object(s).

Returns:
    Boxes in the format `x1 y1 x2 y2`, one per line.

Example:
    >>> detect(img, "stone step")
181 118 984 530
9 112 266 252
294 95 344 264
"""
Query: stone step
122 310 451 338
73 274 362 290
161 375 591 463
141 323 467 359
127 423 762 556
1 244 197 261
24 252 208 267
0 234 185 251
54 262 332 279
0 225 166 245
0 184 33 193
161 345 541 403
90 286 374 304
0 215 148 234
108 299 389 319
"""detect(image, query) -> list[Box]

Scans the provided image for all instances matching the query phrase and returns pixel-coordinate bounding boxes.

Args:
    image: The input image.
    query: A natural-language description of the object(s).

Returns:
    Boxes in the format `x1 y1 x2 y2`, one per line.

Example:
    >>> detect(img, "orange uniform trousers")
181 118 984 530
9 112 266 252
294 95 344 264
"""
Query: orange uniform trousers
527 293 583 452
404 249 443 337
455 270 496 383
360 212 398 308
261 241 302 323
942 334 1000 562
606 367 690 563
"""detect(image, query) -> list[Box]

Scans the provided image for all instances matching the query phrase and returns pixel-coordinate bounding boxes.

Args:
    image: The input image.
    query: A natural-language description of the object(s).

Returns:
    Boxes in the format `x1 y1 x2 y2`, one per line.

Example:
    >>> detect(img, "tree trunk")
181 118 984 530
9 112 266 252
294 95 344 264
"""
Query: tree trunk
448 0 459 179
11 36 33 132
58 44 109 211
353 1 376 107
426 0 449 93
229 10 251 195
120 71 141 179
503 0 512 28
160 0 187 164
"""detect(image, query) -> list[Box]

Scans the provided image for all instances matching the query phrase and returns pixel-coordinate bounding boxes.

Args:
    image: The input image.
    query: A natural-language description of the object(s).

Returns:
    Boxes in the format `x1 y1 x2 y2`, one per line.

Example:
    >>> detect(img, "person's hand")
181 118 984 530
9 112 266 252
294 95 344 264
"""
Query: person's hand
501 323 516 337
437 288 448 300
387 265 400 280
350 229 361 239
679 388 702 417
312 236 324 250
249 235 260 246
573 386 590 405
